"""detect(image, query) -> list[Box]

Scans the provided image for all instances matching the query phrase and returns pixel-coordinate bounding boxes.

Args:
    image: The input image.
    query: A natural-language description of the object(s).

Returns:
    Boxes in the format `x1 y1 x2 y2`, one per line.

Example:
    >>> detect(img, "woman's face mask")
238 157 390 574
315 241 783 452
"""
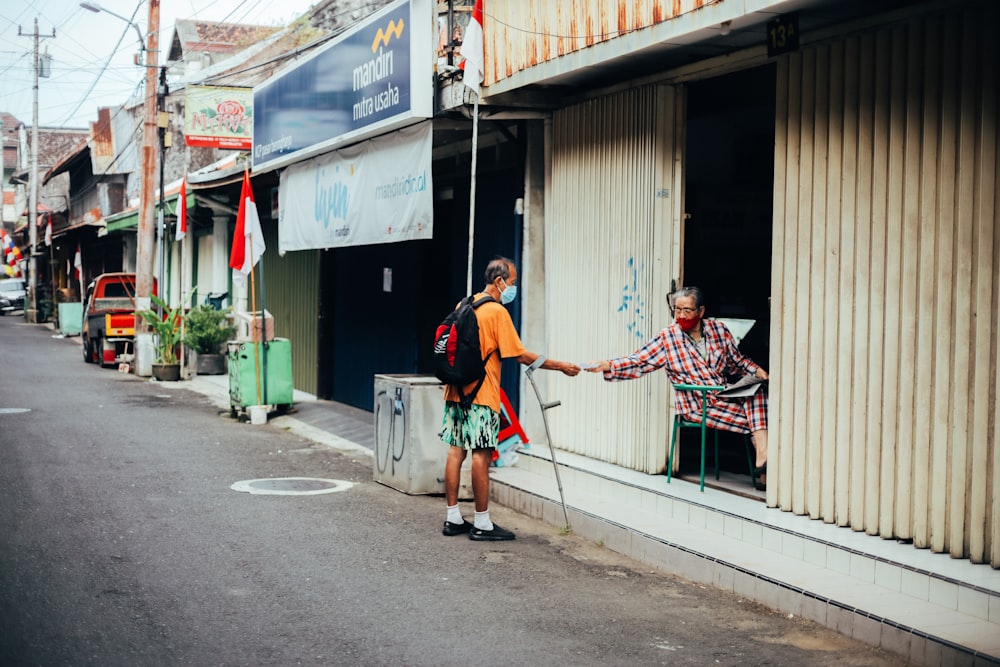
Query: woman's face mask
674 302 702 332
676 314 701 332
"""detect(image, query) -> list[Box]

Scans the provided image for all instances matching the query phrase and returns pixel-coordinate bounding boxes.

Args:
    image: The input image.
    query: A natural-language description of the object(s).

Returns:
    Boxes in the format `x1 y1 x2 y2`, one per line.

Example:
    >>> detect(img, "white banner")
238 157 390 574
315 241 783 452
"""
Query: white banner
278 121 433 252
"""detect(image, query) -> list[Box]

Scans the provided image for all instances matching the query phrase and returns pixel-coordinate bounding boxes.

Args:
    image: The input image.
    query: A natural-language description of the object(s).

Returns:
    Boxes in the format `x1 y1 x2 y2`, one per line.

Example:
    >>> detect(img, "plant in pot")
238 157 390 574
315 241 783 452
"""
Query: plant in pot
139 294 185 381
183 304 236 375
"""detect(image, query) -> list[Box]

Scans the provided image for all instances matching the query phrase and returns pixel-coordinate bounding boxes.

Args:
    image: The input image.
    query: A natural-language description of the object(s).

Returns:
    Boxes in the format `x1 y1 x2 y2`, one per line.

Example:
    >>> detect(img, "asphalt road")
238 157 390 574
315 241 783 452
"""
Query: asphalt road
0 314 909 666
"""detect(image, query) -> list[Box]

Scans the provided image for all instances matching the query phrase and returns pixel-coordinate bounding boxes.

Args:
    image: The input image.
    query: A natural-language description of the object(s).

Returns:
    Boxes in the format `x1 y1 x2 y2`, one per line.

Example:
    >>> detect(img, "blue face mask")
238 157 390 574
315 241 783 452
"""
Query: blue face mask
500 278 518 305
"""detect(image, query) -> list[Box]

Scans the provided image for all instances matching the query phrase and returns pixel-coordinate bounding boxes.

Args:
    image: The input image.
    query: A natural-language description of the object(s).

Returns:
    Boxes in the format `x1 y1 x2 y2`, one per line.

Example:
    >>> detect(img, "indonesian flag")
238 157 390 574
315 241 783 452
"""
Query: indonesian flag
175 179 187 242
44 216 52 246
73 243 82 281
459 0 484 94
229 169 265 286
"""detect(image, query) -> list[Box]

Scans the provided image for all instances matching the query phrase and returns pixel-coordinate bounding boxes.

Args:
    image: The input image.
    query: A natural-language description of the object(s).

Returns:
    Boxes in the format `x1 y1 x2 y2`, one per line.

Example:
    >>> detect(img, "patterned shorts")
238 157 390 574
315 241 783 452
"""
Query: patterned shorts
440 401 500 450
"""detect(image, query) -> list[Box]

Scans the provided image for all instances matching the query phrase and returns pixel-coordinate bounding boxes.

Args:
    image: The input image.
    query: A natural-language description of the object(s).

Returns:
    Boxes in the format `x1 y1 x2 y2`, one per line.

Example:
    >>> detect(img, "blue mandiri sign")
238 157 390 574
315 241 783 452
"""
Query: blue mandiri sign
253 0 432 172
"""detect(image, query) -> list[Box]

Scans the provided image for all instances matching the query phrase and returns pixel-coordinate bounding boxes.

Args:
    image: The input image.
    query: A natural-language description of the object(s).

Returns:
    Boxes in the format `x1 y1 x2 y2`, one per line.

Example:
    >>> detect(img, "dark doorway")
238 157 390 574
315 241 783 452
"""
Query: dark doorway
316 122 524 413
680 65 775 478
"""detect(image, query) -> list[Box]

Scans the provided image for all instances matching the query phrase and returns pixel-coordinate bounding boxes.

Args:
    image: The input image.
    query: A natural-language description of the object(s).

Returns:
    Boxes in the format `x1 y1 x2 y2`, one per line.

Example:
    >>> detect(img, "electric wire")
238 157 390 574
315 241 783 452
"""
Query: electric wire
58 2 144 127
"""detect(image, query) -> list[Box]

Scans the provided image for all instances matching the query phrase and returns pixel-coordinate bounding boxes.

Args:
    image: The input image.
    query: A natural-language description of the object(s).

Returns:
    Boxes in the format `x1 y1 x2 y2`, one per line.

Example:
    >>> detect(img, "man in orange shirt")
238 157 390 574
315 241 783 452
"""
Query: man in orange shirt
441 257 580 541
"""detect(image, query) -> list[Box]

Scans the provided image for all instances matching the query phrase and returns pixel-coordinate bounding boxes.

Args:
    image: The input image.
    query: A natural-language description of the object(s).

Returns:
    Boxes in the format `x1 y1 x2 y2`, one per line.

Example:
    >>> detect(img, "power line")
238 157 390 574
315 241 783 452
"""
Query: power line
59 2 144 127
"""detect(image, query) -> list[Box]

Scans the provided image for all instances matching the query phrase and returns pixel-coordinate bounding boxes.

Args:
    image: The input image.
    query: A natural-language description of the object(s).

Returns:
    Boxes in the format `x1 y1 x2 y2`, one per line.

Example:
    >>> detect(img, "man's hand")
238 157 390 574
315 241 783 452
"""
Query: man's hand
584 361 610 373
754 368 769 380
561 362 581 377
520 353 582 376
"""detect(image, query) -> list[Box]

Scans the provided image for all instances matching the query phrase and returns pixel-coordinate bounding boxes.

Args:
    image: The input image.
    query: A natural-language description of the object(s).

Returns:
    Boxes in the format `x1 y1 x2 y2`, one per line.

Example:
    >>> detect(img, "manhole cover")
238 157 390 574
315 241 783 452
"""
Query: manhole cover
230 477 354 496
0 408 31 414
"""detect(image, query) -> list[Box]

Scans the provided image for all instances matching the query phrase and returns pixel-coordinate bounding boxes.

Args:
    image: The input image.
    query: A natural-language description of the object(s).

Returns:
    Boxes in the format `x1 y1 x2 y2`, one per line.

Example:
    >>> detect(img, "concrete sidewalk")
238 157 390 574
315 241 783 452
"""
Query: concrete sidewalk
153 370 1000 666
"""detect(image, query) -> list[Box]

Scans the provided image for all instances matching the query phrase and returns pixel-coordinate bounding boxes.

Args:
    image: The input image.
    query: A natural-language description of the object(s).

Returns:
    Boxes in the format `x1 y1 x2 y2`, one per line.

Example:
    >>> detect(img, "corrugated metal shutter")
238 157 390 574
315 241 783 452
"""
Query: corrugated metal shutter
546 84 681 473
772 1 1000 565
259 220 320 395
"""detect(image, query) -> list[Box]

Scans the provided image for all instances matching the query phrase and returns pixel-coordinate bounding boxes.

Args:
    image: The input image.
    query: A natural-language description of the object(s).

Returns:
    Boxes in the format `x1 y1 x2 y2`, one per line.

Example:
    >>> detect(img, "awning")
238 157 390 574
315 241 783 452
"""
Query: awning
104 186 195 233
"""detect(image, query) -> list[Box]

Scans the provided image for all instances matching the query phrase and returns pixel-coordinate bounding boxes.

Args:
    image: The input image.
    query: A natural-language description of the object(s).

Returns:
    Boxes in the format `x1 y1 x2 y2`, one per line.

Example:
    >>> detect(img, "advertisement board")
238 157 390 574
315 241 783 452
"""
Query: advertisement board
184 86 253 150
253 0 433 173
278 121 432 251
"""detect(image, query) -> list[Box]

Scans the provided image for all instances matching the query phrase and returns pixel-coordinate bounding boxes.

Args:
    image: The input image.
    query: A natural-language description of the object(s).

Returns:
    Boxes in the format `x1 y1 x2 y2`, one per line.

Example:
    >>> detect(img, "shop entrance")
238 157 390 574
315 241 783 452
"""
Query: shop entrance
679 64 775 483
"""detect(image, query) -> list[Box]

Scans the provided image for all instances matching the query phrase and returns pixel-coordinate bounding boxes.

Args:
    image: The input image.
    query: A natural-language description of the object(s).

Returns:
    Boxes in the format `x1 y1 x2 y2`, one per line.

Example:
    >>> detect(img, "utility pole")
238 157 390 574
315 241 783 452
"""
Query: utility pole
135 0 160 375
18 19 55 323
157 65 169 317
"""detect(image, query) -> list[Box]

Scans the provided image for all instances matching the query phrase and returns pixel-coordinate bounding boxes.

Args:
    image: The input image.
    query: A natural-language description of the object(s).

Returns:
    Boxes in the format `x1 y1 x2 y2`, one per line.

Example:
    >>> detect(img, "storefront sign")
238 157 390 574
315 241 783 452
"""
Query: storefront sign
184 86 253 150
253 0 433 173
278 121 433 251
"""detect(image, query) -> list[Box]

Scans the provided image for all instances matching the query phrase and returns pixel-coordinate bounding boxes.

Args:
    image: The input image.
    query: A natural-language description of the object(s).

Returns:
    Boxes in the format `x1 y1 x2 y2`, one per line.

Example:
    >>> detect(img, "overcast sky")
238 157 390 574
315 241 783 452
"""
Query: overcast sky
0 0 317 129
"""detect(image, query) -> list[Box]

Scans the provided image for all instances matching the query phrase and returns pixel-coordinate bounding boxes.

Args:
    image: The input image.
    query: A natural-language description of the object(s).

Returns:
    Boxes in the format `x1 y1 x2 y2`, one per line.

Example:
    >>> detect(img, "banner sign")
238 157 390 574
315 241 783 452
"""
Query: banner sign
278 121 433 251
252 0 433 173
184 86 253 150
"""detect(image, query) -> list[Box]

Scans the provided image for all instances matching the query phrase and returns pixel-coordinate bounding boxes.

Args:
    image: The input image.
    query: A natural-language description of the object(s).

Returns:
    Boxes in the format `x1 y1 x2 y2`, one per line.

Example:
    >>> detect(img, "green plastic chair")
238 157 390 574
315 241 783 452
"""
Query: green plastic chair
667 383 757 492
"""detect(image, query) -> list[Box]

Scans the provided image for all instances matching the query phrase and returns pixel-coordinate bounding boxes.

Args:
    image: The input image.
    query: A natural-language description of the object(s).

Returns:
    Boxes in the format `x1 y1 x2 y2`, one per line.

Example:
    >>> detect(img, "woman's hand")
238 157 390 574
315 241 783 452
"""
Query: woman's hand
584 361 610 373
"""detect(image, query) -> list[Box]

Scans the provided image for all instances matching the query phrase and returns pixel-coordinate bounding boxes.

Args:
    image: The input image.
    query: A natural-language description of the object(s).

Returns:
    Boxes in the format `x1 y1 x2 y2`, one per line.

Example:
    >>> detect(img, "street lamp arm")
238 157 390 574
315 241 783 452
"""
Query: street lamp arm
79 2 146 56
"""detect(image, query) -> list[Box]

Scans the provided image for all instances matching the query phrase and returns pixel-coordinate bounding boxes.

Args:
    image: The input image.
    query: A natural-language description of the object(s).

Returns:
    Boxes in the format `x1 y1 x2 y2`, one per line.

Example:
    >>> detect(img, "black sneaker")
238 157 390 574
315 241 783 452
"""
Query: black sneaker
468 523 516 541
442 519 474 536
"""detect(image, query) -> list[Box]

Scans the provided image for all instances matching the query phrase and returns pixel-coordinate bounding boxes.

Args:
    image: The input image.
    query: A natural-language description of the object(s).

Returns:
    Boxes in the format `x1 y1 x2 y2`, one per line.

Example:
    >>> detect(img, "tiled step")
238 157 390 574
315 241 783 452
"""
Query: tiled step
490 445 1000 666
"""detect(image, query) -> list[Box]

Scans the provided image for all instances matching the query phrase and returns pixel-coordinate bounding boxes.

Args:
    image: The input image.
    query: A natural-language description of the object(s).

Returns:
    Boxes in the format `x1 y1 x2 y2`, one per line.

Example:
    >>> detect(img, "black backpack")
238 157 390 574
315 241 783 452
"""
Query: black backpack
433 295 495 407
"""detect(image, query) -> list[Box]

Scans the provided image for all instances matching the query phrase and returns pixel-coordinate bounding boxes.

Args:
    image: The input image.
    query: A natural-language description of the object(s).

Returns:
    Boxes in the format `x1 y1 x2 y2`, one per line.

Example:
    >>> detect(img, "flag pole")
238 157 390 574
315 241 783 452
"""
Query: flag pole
461 0 483 295
46 218 54 324
250 263 261 406
259 257 268 406
180 239 185 375
466 94 479 295
179 234 187 376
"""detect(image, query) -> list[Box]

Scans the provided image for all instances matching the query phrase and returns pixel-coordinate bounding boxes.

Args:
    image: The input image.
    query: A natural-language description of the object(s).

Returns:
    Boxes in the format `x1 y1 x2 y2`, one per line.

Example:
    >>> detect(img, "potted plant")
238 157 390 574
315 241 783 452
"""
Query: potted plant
183 304 236 375
139 294 185 381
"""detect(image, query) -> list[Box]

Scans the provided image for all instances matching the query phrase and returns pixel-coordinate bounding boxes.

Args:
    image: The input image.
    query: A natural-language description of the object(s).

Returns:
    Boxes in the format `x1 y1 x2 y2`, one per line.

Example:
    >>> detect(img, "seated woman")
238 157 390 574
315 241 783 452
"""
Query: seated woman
586 286 769 488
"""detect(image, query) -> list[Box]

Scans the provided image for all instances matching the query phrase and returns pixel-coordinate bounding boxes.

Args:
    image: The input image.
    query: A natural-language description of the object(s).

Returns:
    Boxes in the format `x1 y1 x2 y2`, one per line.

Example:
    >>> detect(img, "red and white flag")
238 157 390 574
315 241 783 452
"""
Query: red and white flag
73 243 82 281
229 169 265 286
175 179 187 242
44 216 52 246
459 0 484 94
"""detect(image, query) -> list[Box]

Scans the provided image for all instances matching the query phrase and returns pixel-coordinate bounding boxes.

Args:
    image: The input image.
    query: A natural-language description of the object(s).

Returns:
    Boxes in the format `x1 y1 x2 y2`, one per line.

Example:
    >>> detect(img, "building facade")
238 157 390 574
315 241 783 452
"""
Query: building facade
465 0 999 567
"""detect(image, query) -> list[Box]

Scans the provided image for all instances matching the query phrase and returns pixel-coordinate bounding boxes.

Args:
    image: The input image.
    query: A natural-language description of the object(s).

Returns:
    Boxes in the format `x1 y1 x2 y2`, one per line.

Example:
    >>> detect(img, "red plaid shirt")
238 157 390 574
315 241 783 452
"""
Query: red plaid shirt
605 319 760 419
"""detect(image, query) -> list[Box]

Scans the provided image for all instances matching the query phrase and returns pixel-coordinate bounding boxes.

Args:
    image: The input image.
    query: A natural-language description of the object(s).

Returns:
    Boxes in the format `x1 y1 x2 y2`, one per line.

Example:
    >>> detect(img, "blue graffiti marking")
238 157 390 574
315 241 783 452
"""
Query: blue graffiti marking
617 257 647 339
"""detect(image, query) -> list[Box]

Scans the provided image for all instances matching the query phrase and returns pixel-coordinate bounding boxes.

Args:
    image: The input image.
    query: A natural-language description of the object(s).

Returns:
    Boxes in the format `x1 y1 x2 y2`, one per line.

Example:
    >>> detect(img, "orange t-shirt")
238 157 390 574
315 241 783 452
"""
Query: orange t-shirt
442 293 527 413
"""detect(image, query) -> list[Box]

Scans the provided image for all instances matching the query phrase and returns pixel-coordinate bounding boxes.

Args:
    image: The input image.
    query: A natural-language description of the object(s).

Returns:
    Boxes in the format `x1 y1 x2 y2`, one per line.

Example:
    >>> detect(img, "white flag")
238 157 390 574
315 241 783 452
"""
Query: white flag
459 0 484 94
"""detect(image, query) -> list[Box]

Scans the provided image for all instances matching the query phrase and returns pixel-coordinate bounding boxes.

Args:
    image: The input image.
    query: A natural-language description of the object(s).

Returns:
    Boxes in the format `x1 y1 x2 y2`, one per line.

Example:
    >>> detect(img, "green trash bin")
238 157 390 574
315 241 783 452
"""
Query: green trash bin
227 338 293 416
57 302 83 336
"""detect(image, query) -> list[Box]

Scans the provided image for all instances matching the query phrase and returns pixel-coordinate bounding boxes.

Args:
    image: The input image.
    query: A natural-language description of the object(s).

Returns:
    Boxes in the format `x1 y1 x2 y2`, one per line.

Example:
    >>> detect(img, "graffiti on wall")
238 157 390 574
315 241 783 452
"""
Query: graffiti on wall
617 257 648 340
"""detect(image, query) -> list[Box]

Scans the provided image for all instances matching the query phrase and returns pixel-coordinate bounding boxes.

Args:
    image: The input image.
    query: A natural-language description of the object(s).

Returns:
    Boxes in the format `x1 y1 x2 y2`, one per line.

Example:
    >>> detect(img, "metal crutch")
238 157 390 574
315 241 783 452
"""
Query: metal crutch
524 355 571 531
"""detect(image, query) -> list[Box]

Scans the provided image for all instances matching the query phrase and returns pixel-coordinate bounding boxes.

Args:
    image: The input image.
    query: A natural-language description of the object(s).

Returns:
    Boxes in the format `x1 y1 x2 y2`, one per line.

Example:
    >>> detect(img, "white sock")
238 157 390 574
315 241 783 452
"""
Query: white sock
474 510 493 531
446 505 463 525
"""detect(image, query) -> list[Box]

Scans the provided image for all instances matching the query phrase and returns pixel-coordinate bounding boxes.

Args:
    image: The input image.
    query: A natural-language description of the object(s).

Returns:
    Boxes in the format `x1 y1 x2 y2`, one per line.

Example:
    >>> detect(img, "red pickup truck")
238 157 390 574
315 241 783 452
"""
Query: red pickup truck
81 273 157 367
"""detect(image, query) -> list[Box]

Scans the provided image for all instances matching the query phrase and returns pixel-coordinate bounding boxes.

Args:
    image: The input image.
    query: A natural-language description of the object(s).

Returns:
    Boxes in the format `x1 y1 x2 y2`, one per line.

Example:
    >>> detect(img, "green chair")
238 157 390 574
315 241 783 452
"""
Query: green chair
667 383 757 492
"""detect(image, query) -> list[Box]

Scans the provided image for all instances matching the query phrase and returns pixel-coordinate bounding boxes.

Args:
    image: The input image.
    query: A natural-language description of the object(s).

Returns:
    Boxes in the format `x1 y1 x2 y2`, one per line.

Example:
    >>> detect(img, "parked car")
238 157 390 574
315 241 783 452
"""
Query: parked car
0 277 26 315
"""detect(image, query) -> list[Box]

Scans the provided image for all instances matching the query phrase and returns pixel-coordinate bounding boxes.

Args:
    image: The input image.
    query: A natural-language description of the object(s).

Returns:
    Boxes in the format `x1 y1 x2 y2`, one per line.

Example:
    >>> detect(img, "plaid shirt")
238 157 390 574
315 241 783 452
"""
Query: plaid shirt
605 319 760 419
